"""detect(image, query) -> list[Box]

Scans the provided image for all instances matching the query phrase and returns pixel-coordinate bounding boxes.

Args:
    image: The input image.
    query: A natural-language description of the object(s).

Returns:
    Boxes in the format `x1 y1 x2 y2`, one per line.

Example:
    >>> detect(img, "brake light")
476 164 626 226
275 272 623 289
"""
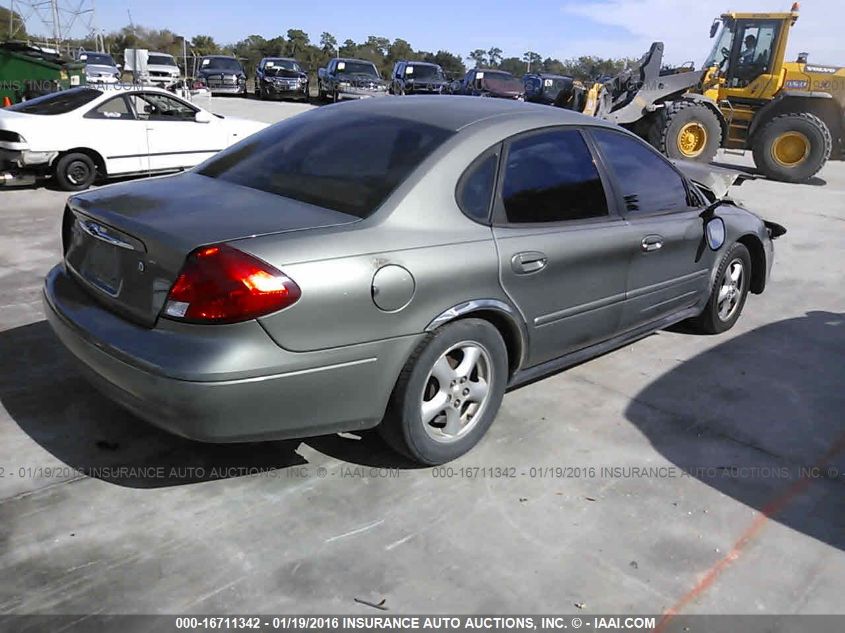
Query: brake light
163 244 301 324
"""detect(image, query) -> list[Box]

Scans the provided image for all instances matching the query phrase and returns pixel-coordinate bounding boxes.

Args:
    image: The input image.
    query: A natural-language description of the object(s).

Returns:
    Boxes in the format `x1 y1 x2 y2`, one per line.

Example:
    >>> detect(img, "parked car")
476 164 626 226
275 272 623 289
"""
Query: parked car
523 73 575 105
42 97 784 465
254 57 309 101
390 60 447 95
449 68 525 99
317 58 388 101
79 51 121 85
123 49 180 87
196 56 247 96
0 86 266 190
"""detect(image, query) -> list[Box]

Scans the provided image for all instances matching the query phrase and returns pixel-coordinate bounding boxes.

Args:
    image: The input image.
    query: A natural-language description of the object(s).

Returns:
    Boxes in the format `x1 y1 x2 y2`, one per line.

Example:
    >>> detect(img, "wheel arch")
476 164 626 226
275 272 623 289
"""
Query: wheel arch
54 147 108 177
425 299 528 377
749 94 842 153
736 233 767 294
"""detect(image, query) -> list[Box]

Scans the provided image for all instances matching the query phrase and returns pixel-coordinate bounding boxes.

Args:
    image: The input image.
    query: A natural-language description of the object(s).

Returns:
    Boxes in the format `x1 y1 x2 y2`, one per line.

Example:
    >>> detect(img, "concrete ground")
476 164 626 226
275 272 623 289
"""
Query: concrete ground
0 97 843 620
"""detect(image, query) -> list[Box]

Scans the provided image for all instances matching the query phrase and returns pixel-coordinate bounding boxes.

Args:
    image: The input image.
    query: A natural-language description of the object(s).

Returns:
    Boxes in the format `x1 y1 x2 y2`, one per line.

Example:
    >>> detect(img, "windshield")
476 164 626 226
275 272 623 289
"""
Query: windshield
148 54 177 67
264 59 302 74
337 61 379 77
6 87 101 115
198 108 453 218
408 64 444 80
82 53 116 67
703 20 735 68
202 57 242 71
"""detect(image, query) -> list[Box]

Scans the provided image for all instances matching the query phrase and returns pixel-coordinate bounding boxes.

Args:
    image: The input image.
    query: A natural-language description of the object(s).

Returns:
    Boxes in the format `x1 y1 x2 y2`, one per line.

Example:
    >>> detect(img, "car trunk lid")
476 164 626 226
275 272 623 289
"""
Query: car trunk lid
63 172 358 327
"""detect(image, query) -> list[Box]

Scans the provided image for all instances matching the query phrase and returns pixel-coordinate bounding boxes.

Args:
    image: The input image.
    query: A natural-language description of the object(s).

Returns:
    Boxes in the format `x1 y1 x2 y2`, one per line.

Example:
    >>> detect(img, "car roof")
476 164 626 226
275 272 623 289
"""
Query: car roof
335 58 376 64
403 60 439 66
330 95 617 132
263 57 297 61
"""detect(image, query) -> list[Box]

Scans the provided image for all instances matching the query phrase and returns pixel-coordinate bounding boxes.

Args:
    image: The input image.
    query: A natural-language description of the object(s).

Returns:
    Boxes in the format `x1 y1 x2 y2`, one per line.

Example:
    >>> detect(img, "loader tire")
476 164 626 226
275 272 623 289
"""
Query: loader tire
751 112 832 183
652 101 721 163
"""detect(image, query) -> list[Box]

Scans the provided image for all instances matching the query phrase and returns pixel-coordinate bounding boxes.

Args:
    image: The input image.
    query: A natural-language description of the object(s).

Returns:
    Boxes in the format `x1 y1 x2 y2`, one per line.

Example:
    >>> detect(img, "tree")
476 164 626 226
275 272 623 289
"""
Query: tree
388 38 415 64
1 6 26 40
320 32 337 55
286 29 310 57
523 51 542 73
190 35 219 56
468 49 487 68
487 47 503 67
425 50 465 78
498 57 524 77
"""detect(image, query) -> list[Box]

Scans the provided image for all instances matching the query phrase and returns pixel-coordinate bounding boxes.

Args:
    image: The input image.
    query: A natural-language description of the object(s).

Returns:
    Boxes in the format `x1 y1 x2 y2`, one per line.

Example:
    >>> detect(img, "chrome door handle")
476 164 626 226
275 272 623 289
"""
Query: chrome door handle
641 235 664 252
511 251 548 274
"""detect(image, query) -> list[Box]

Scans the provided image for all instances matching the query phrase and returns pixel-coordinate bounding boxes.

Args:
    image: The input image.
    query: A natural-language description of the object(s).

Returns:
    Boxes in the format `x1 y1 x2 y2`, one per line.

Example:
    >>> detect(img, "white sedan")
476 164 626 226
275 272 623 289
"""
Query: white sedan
0 86 267 190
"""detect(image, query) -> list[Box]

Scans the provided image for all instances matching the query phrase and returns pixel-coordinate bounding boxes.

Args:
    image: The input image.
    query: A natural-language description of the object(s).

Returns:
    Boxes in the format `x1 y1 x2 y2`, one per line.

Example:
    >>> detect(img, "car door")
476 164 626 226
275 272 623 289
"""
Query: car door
589 128 715 332
128 92 225 172
492 127 629 367
81 94 148 175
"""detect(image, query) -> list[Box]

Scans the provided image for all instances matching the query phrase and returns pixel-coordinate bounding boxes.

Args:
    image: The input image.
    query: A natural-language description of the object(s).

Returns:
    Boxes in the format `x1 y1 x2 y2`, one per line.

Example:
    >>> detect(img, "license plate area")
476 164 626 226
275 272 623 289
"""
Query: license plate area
79 238 122 297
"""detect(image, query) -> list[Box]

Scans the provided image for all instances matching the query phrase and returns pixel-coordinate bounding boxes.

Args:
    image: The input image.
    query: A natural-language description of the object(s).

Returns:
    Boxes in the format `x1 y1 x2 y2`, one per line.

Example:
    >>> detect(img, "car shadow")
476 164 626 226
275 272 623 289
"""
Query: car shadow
625 310 845 550
0 321 419 489
710 160 827 186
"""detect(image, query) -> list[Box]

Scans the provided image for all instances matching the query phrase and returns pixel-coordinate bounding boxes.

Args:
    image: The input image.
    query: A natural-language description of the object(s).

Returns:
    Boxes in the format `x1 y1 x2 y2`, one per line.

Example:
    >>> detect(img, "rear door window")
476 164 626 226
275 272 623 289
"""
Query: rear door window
499 128 610 223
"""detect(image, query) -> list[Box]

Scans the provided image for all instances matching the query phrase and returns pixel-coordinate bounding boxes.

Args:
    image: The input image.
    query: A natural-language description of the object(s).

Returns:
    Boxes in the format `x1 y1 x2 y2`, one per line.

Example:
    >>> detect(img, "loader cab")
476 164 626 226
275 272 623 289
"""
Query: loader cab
704 9 797 101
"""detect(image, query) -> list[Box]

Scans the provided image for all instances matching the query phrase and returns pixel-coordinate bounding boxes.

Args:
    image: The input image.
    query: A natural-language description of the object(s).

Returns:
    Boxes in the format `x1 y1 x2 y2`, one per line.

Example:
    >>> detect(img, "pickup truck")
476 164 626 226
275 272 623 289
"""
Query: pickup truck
389 60 447 95
448 68 525 100
317 58 389 101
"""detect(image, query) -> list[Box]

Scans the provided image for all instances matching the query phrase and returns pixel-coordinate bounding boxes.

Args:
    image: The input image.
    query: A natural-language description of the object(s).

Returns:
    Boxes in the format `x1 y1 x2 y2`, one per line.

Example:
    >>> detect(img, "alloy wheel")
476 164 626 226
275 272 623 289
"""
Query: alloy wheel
716 259 745 321
420 341 493 443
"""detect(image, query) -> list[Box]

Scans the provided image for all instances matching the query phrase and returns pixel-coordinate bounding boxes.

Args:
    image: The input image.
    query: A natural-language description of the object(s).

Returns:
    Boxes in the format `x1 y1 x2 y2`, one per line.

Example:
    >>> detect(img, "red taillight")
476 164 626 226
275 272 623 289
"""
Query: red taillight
163 244 301 324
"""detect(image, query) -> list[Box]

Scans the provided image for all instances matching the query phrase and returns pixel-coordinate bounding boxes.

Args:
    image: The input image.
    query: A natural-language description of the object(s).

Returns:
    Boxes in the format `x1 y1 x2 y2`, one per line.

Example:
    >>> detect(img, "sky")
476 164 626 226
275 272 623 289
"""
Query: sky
36 0 845 67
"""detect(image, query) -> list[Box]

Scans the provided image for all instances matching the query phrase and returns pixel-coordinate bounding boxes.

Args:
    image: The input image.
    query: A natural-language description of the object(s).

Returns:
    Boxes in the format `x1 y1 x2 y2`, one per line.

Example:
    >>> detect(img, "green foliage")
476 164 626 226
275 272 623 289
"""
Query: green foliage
1 6 26 40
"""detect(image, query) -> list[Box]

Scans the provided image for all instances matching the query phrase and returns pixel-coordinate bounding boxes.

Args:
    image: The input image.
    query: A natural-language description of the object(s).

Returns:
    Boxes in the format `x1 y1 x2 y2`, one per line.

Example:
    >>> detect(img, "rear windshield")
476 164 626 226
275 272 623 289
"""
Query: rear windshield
6 87 102 115
198 109 453 217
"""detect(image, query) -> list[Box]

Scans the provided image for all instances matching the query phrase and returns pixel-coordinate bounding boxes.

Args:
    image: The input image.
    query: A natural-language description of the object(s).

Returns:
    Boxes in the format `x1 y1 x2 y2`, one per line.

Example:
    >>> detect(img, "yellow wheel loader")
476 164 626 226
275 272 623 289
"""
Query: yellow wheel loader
557 3 844 183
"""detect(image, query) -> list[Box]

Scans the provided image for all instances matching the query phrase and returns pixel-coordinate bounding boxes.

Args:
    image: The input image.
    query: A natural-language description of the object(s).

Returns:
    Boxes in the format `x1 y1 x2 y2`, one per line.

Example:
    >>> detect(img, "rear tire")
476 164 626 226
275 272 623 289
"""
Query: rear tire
54 152 97 191
688 243 752 335
752 112 831 183
652 100 722 163
379 319 508 465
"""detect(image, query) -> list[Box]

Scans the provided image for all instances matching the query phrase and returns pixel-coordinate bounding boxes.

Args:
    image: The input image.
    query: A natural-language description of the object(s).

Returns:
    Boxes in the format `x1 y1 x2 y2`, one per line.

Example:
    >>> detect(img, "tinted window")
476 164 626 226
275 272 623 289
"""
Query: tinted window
458 152 498 222
7 87 101 115
199 110 453 218
336 61 379 77
592 129 690 214
502 129 608 223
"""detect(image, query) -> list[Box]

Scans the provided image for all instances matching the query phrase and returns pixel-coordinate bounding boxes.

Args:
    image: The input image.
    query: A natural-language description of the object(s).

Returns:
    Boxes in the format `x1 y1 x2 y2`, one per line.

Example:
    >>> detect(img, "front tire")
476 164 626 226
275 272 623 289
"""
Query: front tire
652 100 722 163
688 243 752 334
379 318 508 465
54 152 97 191
752 112 831 183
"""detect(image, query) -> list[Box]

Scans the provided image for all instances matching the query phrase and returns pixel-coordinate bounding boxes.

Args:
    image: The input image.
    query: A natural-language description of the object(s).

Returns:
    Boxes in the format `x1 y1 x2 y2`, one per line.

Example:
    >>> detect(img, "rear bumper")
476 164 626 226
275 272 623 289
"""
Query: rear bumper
43 265 421 442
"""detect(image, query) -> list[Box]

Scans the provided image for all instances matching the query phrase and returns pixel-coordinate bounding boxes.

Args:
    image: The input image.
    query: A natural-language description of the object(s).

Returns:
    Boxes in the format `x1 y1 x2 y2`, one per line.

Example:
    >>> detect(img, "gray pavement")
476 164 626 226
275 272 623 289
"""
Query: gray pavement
0 99 843 618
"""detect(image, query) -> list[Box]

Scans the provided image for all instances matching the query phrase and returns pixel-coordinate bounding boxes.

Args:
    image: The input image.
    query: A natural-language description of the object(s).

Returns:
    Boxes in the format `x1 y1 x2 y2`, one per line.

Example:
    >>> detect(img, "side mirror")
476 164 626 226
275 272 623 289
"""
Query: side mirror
710 19 720 39
194 110 212 124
